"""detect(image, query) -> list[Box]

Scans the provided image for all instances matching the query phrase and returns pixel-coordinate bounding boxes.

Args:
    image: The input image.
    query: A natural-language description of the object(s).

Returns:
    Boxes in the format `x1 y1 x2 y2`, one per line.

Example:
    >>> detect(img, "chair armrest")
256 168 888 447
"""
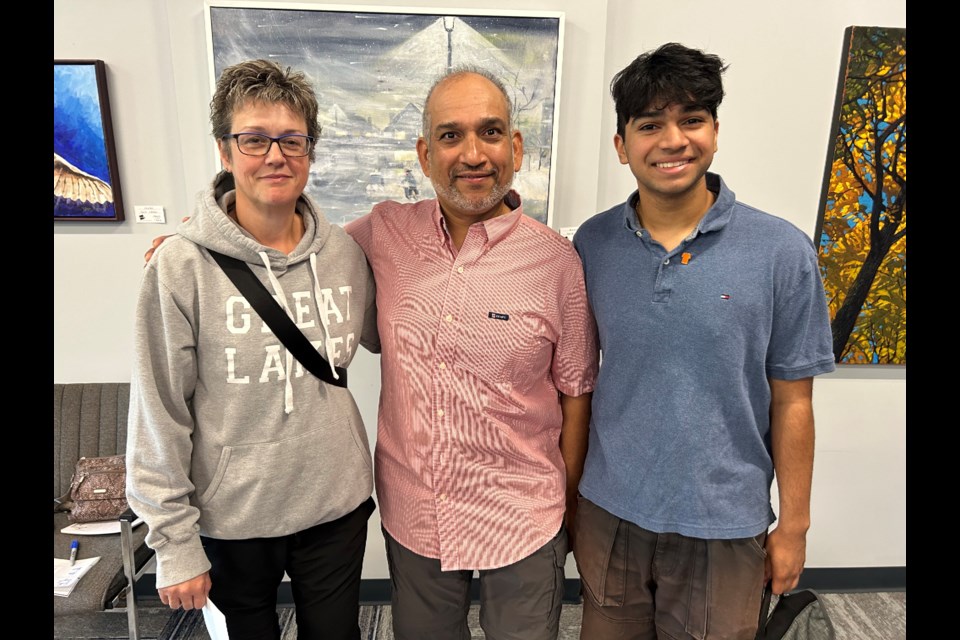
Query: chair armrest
119 512 138 585
118 508 153 582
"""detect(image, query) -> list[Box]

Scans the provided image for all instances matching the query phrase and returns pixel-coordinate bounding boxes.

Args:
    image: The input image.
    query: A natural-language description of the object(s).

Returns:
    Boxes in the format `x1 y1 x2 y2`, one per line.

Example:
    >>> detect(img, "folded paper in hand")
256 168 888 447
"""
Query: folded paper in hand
54 556 100 597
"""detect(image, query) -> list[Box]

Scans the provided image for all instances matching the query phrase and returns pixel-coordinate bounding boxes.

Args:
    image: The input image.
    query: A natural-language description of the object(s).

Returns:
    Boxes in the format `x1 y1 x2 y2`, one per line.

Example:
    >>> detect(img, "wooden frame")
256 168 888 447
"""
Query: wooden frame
53 60 125 222
205 2 564 227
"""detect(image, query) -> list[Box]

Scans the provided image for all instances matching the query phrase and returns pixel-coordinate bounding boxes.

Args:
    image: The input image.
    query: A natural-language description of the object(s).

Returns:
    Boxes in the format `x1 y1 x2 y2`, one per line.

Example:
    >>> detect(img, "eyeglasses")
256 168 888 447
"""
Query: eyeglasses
222 133 314 157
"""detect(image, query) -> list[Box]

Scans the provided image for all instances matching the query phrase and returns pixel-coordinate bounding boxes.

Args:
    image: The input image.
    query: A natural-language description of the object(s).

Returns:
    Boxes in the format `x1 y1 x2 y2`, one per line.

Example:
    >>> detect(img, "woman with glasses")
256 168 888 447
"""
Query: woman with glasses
126 59 379 640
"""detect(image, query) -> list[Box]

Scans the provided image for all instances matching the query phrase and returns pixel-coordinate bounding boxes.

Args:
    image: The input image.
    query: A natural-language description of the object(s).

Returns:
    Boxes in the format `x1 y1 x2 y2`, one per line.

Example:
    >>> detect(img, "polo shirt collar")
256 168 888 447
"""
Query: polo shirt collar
431 189 523 247
622 172 737 237
698 173 736 233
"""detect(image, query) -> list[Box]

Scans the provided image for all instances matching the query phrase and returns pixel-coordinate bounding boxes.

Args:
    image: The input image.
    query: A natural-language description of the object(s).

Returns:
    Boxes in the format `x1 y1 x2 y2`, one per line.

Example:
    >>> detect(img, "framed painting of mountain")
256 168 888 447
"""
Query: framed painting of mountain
814 26 906 364
206 2 564 227
53 60 125 222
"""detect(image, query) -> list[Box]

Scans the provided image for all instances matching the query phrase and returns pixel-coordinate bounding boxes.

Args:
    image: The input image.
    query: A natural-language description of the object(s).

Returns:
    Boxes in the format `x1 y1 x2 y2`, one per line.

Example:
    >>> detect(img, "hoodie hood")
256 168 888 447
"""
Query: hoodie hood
179 170 331 276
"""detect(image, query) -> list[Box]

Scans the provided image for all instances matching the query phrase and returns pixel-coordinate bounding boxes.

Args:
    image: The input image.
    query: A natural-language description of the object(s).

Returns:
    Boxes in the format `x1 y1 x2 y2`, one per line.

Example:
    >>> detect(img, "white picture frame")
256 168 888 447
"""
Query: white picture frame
205 1 564 227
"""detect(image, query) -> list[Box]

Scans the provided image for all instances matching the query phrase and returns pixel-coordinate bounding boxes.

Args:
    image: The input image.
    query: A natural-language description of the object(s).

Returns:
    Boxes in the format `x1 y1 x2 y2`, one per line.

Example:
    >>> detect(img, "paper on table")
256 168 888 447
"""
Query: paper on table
61 517 144 536
54 556 100 597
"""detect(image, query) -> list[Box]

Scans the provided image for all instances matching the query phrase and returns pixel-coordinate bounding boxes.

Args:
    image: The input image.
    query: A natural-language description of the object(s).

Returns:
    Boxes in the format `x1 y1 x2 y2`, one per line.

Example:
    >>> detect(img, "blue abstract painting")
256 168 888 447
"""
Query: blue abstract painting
53 60 124 221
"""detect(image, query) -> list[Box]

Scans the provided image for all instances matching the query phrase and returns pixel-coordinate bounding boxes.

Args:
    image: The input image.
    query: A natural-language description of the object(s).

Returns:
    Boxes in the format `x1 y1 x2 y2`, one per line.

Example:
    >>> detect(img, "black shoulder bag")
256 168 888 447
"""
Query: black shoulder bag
209 250 348 388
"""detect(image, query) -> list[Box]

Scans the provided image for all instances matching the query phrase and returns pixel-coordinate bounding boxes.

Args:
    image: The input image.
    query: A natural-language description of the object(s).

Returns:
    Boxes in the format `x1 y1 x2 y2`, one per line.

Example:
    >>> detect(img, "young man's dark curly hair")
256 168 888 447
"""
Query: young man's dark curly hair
610 43 729 138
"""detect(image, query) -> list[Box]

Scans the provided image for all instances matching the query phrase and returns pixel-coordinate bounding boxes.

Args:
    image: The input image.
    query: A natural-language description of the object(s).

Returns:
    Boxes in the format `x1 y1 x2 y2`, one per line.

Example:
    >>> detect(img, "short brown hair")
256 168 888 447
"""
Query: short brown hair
210 59 321 161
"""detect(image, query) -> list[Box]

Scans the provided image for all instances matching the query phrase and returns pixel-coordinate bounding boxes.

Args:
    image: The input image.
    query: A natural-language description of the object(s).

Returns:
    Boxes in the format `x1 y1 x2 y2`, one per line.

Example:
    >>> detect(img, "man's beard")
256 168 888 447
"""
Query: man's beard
432 174 513 215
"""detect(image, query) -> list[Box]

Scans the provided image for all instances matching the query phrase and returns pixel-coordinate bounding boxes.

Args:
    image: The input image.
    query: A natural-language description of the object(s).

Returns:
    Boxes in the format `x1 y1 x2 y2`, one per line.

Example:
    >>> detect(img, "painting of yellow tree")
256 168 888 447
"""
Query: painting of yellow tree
815 26 906 364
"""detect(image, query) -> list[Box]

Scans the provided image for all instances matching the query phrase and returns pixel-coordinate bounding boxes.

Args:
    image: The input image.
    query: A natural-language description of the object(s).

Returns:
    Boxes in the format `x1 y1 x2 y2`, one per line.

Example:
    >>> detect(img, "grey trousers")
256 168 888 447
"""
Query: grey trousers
573 497 767 640
383 526 568 640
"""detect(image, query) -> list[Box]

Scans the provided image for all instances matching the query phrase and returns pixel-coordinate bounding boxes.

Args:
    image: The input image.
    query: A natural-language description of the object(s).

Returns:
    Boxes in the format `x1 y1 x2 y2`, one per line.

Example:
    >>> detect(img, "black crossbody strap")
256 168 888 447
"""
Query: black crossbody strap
208 249 348 388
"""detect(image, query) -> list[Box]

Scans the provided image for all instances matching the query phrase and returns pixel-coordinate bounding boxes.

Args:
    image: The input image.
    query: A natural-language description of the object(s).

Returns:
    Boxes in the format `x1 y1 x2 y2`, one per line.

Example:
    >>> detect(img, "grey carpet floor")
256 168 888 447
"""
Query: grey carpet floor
52 592 906 639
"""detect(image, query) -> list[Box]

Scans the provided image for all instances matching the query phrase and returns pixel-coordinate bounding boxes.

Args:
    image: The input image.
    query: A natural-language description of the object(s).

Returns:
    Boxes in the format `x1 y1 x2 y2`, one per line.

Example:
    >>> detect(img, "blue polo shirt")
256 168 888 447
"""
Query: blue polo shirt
573 173 835 539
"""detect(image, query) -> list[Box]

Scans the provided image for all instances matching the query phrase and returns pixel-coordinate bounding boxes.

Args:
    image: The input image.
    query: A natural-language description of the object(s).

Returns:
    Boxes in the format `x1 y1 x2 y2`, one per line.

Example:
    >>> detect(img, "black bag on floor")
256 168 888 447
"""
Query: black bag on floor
755 583 836 640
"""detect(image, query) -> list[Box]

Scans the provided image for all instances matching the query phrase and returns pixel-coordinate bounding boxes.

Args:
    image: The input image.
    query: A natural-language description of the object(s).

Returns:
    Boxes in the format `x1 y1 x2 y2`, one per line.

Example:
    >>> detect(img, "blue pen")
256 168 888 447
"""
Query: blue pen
69 539 79 566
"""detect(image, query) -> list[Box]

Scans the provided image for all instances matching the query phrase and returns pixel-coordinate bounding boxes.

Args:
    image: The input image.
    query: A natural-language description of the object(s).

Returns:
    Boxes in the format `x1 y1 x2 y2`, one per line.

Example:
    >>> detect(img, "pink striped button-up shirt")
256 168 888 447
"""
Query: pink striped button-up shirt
346 192 598 570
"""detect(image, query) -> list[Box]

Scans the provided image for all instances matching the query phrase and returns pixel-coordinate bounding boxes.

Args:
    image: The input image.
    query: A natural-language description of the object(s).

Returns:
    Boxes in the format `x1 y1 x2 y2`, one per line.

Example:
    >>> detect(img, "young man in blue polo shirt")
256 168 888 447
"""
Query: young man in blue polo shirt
571 43 836 640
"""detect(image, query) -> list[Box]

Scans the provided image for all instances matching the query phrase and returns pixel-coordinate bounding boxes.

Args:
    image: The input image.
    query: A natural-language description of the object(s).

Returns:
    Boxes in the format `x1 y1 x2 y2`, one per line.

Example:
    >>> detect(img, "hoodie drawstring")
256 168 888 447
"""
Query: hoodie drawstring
256 250 340 414
257 252 296 414
309 253 341 384
258 250 338 415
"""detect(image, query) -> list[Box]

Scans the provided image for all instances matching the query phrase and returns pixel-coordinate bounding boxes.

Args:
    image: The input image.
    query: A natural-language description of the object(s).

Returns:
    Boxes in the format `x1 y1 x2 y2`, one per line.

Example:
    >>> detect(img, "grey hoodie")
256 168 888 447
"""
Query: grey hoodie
126 172 379 589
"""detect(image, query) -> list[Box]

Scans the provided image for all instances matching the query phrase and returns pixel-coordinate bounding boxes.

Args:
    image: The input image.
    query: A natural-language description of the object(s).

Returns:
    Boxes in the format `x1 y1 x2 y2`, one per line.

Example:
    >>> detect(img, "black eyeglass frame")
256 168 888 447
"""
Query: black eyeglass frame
221 132 315 157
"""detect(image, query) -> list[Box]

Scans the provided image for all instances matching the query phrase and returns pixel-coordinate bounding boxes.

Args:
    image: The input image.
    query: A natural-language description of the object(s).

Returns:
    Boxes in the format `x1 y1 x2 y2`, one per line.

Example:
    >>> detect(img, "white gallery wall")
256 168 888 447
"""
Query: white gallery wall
54 0 906 578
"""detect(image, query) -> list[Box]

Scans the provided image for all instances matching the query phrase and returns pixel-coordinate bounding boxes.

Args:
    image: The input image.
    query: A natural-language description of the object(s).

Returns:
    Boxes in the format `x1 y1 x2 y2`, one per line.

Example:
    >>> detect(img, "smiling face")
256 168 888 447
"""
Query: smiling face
615 102 719 202
218 100 311 215
416 73 523 225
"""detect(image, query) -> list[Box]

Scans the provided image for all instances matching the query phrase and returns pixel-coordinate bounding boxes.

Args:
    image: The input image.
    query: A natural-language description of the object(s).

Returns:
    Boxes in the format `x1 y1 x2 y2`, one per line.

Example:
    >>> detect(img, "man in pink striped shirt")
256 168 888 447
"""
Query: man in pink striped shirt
346 68 598 640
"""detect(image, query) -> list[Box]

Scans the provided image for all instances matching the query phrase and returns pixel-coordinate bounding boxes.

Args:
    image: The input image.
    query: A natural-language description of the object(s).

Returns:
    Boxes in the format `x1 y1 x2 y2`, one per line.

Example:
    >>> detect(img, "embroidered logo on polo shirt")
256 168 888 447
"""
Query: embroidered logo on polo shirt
488 312 510 321
681 252 692 265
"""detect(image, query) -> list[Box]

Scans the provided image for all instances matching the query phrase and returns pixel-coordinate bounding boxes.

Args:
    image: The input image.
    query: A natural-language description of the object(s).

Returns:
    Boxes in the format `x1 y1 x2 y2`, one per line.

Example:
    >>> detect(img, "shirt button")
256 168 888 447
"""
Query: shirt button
438 362 446 370
663 258 670 265
635 230 642 237
437 409 444 417
439 493 447 502
444 314 453 322
457 266 464 273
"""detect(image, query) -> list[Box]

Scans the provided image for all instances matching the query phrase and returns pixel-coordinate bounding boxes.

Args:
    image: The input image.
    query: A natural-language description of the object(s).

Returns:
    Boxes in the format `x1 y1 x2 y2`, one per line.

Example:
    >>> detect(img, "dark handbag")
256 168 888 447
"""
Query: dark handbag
208 249 348 388
756 583 836 640
54 455 129 523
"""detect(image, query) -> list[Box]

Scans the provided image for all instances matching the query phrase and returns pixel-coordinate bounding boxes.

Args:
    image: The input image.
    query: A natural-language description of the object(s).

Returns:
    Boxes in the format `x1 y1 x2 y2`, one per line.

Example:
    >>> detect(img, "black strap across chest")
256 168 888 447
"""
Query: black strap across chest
209 249 348 388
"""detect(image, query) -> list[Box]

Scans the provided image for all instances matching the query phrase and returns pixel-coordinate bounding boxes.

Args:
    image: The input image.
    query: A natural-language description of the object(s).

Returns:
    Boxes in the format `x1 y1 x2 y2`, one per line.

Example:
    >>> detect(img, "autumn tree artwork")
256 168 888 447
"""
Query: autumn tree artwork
815 26 905 364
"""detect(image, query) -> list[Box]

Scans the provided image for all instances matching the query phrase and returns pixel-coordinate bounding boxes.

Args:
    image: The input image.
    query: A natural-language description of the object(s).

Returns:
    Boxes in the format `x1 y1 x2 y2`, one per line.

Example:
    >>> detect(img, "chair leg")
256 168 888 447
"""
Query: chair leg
120 516 140 640
126 593 141 640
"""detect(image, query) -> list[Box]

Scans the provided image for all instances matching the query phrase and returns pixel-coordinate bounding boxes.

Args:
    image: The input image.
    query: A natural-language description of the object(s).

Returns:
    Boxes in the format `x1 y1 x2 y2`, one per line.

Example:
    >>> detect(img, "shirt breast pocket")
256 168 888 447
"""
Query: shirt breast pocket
454 309 554 389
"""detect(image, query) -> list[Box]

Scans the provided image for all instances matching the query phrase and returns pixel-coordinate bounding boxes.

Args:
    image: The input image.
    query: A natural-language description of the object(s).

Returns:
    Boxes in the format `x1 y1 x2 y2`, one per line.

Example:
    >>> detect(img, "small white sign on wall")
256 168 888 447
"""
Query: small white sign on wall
134 206 166 224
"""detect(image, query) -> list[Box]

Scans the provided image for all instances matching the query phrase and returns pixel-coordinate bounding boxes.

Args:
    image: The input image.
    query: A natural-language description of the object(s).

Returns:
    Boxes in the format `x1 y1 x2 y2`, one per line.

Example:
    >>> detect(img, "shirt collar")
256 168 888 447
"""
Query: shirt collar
621 172 737 236
431 189 523 247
